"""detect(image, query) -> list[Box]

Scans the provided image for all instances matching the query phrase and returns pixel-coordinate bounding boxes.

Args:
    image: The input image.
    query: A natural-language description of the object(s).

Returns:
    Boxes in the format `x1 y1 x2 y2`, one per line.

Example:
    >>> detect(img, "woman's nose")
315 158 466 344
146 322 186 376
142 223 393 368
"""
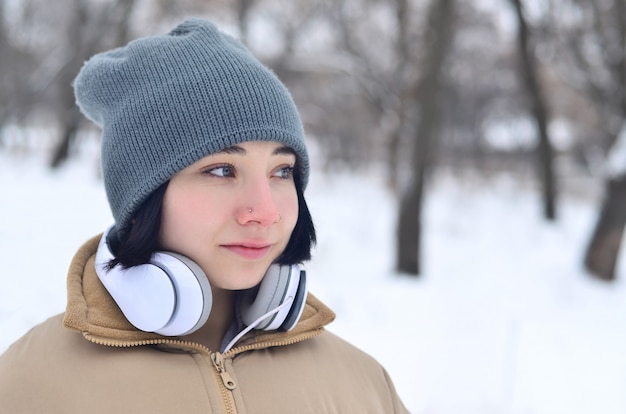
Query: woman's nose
236 180 280 226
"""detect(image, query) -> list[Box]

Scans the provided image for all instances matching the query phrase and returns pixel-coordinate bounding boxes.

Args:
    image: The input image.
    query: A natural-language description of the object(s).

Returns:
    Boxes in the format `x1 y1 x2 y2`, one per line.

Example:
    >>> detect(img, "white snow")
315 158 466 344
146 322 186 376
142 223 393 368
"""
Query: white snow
1 148 626 414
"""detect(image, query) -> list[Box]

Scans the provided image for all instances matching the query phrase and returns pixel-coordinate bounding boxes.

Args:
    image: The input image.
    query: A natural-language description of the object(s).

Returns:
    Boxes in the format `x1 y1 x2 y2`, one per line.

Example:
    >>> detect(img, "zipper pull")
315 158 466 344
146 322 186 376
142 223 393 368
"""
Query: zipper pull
211 352 237 390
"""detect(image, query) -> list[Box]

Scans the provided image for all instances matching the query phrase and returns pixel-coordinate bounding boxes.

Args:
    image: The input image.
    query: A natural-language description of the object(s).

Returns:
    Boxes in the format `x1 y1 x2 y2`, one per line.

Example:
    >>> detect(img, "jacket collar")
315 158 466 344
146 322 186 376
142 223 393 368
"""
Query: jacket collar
63 234 335 352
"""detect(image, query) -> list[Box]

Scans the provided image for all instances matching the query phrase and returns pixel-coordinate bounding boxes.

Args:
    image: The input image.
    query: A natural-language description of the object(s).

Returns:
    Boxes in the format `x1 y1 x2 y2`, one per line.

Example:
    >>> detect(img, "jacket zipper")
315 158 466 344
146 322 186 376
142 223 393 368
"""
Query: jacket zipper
222 329 322 358
83 329 323 412
212 352 237 390
83 328 322 355
211 352 237 414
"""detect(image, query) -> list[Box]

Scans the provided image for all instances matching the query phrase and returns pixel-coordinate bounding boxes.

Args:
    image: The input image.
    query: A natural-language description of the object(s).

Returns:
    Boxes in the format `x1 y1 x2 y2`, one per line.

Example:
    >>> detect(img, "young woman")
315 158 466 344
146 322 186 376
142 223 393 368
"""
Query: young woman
0 18 409 413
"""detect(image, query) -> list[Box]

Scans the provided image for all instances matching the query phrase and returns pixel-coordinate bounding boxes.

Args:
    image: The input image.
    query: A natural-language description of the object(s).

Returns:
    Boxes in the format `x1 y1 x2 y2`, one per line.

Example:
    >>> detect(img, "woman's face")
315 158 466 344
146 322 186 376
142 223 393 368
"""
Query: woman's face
159 141 299 291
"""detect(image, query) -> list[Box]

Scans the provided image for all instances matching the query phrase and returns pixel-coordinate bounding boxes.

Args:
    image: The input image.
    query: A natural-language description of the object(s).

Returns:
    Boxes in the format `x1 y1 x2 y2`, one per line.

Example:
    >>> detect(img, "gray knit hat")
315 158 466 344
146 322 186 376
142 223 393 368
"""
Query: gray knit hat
74 18 308 234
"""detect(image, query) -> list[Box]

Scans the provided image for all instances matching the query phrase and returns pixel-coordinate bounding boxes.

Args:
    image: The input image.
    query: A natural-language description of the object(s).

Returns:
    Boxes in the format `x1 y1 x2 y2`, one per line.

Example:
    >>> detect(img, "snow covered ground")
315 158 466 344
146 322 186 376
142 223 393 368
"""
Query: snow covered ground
1 146 626 414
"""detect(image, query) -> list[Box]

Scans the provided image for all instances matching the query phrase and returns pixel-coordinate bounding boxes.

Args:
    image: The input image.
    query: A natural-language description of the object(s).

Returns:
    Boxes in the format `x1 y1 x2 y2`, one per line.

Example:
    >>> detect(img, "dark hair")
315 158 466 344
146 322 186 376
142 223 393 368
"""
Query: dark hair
108 166 316 269
106 183 168 270
275 167 316 265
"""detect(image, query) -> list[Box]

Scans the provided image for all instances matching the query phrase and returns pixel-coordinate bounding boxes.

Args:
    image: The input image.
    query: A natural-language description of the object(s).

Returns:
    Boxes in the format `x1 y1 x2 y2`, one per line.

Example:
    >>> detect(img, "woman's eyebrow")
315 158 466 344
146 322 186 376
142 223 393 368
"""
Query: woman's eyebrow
272 146 296 157
216 145 246 155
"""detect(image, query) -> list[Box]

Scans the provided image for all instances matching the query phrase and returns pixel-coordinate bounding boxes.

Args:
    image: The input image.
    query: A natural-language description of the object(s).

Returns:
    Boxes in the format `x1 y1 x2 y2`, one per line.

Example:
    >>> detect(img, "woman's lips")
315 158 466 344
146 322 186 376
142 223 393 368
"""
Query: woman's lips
222 243 271 260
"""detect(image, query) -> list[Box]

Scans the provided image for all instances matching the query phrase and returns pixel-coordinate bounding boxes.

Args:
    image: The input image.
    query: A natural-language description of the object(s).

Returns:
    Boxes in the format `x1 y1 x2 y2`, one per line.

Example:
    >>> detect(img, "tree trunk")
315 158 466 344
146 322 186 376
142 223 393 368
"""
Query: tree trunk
511 0 557 220
236 0 255 46
584 175 626 280
50 110 81 168
397 161 425 274
385 0 409 193
396 0 455 275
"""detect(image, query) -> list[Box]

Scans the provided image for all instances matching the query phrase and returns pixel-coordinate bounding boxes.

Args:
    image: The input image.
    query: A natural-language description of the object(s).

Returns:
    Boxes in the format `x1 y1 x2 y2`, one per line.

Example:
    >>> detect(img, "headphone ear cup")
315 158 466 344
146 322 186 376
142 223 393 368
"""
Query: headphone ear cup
151 252 212 336
94 228 212 336
279 269 307 331
239 264 307 331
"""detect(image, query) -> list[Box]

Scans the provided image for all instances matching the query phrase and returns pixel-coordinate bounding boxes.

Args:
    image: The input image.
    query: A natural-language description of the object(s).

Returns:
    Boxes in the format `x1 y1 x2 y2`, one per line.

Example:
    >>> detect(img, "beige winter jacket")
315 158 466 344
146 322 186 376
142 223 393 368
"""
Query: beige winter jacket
0 235 409 413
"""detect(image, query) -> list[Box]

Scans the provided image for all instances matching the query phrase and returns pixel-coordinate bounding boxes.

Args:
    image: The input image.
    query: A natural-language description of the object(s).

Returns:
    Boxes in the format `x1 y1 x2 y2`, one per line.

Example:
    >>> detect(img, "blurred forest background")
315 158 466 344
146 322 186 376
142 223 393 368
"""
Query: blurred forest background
1 0 625 280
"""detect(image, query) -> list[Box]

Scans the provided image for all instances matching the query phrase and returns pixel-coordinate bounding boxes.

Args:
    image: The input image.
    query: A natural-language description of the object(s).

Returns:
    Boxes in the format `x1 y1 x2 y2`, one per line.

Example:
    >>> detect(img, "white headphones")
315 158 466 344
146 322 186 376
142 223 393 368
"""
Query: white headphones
94 226 307 336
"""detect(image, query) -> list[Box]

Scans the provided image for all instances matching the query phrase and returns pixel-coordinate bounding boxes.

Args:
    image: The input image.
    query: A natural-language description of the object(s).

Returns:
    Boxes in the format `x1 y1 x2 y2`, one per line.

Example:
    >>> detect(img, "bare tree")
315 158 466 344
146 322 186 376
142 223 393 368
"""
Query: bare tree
396 0 456 275
544 0 626 280
234 0 255 45
50 0 139 168
0 0 38 140
510 0 557 220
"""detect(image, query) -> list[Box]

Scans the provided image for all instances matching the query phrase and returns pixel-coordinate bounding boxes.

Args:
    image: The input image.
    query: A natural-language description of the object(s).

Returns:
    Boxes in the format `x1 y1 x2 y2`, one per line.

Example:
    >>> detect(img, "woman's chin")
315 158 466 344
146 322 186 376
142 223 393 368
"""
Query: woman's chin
209 272 267 291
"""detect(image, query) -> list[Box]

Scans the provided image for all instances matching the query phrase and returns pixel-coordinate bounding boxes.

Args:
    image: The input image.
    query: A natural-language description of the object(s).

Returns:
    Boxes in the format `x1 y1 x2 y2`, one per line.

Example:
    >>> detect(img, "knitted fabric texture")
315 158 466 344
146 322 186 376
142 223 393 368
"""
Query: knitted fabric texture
73 18 308 233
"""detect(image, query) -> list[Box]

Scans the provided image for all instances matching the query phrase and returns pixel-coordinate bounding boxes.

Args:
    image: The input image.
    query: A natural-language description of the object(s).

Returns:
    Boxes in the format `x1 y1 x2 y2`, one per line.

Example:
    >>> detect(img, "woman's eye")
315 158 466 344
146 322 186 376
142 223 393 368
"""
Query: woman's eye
206 165 234 177
274 166 294 179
